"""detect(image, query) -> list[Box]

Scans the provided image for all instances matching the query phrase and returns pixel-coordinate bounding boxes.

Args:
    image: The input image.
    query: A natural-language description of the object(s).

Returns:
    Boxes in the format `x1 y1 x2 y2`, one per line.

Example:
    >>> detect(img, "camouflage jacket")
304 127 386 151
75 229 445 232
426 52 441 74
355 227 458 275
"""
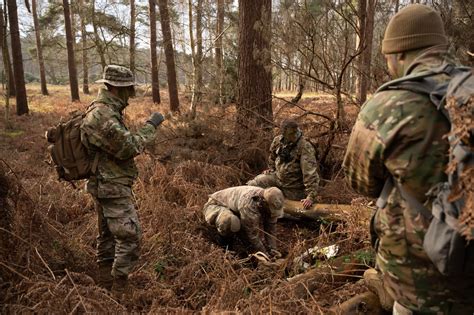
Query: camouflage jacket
343 45 467 311
81 88 157 198
209 186 281 252
268 135 320 201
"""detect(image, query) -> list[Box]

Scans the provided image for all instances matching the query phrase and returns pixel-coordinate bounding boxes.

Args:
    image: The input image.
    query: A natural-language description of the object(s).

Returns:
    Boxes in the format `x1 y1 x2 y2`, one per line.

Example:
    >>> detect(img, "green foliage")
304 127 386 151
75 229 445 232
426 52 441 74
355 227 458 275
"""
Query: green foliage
39 2 63 29
154 260 167 280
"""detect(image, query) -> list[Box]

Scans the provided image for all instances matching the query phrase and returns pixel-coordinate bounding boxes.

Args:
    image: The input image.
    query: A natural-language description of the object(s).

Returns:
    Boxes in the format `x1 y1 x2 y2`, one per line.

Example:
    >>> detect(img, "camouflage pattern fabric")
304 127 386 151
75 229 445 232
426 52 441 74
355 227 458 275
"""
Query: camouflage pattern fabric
81 88 157 277
96 65 136 87
95 195 141 277
343 45 474 314
81 88 157 197
247 135 320 201
202 186 280 252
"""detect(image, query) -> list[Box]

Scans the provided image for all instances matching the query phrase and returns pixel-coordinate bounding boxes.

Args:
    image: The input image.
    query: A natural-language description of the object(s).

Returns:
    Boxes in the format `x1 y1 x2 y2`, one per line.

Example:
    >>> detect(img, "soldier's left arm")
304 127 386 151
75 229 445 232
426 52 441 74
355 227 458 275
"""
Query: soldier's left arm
300 141 320 201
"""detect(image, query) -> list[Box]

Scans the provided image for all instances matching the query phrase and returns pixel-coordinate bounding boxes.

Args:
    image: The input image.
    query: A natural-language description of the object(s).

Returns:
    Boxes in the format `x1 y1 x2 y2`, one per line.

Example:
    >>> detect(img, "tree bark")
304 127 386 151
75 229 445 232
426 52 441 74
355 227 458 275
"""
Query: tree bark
7 0 28 115
359 0 375 104
216 0 224 105
188 0 197 115
1 5 11 128
149 0 160 103
63 0 80 101
157 0 180 112
31 0 48 95
236 0 273 139
356 0 367 105
78 0 89 94
195 0 202 104
129 0 136 75
0 5 15 97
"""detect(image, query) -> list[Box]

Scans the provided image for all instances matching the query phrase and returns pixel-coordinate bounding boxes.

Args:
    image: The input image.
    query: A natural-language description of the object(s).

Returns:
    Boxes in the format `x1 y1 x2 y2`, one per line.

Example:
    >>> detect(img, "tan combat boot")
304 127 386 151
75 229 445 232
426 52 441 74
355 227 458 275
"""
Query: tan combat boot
97 261 113 291
111 275 129 300
363 268 394 311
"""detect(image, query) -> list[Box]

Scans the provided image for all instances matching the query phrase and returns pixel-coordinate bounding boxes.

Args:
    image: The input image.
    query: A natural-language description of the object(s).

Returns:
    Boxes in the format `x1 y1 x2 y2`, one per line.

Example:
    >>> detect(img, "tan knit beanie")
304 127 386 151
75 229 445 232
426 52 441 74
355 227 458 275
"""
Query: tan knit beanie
382 4 447 54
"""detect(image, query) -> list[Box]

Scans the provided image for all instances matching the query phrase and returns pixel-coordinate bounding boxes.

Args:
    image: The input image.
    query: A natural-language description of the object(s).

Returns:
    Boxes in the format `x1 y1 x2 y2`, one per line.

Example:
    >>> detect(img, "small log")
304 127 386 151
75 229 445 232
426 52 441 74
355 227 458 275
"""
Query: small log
283 200 355 222
328 291 387 315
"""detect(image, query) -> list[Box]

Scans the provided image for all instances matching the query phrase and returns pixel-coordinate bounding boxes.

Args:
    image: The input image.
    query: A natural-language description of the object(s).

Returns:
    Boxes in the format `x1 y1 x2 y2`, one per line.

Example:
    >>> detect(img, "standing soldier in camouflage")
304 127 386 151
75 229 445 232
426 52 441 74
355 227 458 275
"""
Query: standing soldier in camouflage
81 65 165 295
247 120 320 209
203 186 284 257
343 4 474 314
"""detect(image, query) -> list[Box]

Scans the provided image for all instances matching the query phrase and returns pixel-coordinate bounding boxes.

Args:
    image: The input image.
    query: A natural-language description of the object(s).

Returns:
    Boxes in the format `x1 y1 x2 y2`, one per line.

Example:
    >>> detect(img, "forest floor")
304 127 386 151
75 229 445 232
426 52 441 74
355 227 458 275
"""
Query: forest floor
0 84 376 313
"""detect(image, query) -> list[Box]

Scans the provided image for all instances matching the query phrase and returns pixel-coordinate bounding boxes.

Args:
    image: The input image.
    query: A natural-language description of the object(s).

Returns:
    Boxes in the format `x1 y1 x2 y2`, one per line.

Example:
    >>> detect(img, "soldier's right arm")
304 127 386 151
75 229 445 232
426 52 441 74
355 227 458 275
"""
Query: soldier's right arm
343 108 388 198
81 106 157 160
240 207 267 253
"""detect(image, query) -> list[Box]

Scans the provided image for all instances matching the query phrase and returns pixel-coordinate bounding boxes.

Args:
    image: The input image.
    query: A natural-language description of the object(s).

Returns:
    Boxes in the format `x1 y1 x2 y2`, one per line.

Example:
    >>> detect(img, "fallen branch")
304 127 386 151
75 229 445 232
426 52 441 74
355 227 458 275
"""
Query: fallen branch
283 200 356 222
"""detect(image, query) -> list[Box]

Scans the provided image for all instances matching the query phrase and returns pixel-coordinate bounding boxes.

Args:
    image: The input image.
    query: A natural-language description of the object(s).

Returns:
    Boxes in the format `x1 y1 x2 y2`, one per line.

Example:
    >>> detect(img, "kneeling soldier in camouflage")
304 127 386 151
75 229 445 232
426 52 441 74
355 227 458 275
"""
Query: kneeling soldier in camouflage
81 65 164 295
247 119 320 209
203 186 284 257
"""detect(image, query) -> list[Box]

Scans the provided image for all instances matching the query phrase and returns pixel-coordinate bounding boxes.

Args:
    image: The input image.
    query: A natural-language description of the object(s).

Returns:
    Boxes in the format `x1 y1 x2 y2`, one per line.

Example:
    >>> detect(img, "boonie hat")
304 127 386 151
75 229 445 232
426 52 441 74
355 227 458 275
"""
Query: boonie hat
96 65 136 87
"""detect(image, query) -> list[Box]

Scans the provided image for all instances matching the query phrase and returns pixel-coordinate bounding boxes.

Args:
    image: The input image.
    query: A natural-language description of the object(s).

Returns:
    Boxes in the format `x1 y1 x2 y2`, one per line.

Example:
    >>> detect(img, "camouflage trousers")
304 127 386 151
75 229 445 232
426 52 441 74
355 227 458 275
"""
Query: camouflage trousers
247 173 305 201
202 199 241 236
93 195 141 277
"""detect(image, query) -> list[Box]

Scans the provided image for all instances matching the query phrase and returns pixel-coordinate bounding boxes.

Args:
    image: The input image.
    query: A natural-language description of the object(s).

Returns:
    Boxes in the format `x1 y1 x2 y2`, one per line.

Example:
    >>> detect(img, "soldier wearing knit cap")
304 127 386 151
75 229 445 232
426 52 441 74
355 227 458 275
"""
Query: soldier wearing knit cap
343 4 474 315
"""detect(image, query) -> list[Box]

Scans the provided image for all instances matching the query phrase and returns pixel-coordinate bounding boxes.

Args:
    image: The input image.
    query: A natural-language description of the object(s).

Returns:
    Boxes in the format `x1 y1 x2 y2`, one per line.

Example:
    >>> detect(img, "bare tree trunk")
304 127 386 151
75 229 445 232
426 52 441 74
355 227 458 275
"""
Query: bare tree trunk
195 0 202 104
31 0 48 95
236 0 273 140
7 0 28 115
149 0 160 103
359 0 375 104
216 0 224 105
356 0 366 105
157 0 180 112
394 0 399 13
129 0 136 74
79 0 89 94
1 4 11 128
0 5 15 97
63 0 80 101
92 0 106 70
188 0 197 115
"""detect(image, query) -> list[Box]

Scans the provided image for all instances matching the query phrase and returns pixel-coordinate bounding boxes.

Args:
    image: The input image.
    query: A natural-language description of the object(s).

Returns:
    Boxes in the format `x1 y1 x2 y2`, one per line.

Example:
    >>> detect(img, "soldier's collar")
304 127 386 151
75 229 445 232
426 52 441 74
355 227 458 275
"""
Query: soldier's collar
97 88 128 112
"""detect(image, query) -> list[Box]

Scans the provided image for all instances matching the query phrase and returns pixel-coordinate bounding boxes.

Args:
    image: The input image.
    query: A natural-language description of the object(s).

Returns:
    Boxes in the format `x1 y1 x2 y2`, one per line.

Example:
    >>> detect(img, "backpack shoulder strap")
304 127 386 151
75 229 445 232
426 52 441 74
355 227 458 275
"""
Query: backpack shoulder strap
376 63 469 121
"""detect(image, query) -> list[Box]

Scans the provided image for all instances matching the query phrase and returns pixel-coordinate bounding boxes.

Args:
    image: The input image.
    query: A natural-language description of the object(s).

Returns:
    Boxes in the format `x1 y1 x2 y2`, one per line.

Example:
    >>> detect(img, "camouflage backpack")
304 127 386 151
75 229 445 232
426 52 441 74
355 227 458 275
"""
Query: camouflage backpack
46 106 99 181
377 63 474 277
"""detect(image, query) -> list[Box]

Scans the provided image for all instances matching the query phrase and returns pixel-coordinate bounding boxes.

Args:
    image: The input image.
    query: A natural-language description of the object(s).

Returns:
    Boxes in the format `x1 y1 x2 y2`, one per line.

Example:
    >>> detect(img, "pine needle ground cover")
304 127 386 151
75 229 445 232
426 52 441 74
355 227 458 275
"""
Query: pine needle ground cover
0 85 372 313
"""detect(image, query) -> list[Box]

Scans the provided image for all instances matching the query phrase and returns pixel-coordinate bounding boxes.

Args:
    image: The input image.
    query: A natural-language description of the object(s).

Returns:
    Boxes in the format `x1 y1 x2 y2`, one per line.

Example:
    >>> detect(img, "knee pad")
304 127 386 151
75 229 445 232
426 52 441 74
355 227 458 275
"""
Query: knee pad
108 217 140 240
216 211 241 236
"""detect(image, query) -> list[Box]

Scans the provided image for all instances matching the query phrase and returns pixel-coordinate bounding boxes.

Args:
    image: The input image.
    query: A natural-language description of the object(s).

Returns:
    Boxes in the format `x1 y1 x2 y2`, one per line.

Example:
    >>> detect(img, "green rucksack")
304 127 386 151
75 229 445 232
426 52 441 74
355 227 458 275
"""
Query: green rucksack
376 63 474 277
46 107 99 181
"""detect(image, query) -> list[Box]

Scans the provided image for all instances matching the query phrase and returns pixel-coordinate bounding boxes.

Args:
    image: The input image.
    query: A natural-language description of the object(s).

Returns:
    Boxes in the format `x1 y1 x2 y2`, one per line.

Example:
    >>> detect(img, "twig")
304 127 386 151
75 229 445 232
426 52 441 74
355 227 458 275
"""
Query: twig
35 247 56 280
65 269 88 313
272 95 334 121
0 261 29 280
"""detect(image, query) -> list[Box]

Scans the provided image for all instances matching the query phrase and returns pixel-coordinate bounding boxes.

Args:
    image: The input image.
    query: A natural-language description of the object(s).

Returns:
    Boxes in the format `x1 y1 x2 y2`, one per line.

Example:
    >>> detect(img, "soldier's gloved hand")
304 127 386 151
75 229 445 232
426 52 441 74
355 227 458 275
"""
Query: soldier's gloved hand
147 112 164 127
301 198 313 209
